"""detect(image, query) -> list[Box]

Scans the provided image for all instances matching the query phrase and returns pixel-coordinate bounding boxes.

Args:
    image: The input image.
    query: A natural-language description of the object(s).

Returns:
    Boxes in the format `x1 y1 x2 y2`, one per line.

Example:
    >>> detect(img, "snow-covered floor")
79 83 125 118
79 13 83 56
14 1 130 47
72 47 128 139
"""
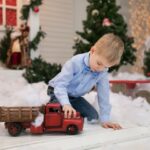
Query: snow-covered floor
0 123 150 150
0 69 150 150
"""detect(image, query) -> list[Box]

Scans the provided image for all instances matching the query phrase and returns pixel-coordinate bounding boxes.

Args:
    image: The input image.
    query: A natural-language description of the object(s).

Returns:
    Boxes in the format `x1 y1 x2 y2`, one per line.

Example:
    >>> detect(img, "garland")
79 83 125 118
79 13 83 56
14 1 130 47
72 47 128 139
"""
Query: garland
20 0 43 20
20 0 45 51
29 27 46 51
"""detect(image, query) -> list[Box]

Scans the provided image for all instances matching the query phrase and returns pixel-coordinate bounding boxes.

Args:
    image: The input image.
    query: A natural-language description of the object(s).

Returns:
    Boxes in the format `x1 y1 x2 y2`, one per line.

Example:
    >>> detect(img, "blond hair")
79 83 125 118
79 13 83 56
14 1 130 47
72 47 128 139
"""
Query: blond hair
94 33 124 65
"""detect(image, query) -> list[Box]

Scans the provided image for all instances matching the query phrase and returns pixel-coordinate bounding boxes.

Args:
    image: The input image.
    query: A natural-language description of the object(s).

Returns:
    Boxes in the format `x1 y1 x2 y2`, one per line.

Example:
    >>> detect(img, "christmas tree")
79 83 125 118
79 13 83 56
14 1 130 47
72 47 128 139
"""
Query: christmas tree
73 0 136 72
144 50 150 76
0 27 13 63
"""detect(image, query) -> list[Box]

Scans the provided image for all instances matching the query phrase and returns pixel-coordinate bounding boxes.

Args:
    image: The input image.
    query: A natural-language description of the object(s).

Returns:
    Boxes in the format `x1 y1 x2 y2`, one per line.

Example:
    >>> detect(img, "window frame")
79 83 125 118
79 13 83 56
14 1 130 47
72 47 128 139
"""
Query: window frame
0 0 23 30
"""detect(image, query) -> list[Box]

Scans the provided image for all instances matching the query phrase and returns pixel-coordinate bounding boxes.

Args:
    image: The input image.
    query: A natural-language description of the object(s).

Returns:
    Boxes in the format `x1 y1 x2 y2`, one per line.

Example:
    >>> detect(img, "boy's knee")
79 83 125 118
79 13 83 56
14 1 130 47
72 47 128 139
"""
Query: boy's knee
47 86 54 95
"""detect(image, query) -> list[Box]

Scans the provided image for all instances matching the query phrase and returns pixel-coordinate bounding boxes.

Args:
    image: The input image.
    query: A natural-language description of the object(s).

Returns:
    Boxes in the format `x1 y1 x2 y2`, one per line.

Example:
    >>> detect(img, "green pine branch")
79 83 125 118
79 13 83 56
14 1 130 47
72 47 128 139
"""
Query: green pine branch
20 0 43 20
29 29 46 51
23 56 61 83
144 50 150 76
0 27 13 63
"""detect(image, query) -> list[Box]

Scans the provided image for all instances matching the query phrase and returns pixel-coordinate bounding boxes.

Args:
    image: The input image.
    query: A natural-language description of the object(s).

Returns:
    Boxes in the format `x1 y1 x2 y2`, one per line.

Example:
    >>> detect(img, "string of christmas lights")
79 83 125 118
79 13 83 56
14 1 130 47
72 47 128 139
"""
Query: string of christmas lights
129 0 150 73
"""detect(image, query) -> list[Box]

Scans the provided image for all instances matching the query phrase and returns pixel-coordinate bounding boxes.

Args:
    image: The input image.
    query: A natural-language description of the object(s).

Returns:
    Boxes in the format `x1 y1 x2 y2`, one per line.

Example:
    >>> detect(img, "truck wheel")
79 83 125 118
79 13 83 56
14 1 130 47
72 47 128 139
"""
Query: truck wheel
66 125 78 135
8 123 22 136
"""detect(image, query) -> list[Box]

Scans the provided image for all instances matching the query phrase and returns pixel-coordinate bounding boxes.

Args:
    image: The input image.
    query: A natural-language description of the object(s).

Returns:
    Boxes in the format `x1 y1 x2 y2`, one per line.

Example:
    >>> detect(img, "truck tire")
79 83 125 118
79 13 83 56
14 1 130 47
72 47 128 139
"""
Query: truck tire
66 125 78 135
8 123 22 136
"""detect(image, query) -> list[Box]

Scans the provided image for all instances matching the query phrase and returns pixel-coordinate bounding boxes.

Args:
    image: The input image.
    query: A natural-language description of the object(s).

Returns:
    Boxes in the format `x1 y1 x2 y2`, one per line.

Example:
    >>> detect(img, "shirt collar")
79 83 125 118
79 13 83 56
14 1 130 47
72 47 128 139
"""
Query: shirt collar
83 52 90 67
83 52 98 77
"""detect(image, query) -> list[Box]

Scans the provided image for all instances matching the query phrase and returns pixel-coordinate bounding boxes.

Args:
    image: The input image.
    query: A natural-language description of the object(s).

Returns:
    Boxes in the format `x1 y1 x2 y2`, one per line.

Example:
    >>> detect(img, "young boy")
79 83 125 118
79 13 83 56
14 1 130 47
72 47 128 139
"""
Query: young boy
48 33 124 130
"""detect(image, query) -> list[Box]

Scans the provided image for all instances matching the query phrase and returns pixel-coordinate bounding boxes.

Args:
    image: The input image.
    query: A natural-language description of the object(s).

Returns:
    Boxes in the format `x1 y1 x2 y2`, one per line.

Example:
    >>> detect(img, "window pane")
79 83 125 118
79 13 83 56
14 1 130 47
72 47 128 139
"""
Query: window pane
6 0 16 6
0 8 2 25
6 9 17 26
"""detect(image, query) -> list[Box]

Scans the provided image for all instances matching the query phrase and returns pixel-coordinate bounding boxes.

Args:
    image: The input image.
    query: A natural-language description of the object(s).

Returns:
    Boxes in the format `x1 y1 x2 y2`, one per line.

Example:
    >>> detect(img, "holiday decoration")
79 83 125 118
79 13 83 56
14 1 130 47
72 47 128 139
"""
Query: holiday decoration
6 23 31 69
6 30 22 68
21 0 42 20
74 36 80 43
33 6 39 13
102 18 112 27
21 0 45 51
29 27 46 51
86 28 92 34
0 0 45 68
129 0 150 73
91 9 99 16
73 0 136 72
20 23 31 67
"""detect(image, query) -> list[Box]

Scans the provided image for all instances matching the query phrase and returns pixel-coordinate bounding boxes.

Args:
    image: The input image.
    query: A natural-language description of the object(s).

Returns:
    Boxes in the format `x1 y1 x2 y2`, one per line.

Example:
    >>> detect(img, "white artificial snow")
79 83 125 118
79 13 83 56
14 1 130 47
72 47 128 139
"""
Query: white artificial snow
109 72 147 80
0 69 150 149
0 70 150 126
32 112 44 127
0 70 49 106
84 91 150 127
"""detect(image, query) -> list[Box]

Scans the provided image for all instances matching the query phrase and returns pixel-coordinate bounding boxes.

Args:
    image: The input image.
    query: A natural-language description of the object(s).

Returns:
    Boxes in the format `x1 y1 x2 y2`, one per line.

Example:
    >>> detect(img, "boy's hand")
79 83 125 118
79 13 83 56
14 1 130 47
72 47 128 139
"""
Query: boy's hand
63 104 76 118
101 122 122 130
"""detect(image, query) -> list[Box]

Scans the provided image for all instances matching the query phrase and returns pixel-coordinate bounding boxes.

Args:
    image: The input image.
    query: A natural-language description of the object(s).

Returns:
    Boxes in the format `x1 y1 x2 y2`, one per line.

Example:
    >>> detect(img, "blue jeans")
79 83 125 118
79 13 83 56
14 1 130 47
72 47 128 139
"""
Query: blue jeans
69 96 99 121
48 89 99 121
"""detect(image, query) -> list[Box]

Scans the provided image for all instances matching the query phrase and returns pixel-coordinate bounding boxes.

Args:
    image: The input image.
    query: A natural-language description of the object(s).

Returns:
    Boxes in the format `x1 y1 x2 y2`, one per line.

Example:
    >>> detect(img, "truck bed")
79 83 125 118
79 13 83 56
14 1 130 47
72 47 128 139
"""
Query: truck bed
0 106 41 122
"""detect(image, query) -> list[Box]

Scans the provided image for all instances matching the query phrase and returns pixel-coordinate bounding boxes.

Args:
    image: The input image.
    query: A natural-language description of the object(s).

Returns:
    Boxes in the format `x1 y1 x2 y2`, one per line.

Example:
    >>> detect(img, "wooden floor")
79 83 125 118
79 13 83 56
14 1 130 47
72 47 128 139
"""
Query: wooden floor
0 122 150 150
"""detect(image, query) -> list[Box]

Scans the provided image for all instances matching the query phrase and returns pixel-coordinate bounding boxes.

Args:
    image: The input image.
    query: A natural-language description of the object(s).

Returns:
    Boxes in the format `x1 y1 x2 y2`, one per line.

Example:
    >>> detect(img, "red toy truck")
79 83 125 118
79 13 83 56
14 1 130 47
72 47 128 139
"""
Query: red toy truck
0 103 84 136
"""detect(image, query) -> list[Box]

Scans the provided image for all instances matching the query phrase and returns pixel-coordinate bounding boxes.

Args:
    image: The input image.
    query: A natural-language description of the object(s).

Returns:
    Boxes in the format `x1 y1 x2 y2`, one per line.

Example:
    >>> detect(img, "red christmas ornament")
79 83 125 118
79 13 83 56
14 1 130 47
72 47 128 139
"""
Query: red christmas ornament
33 6 39 13
102 18 112 27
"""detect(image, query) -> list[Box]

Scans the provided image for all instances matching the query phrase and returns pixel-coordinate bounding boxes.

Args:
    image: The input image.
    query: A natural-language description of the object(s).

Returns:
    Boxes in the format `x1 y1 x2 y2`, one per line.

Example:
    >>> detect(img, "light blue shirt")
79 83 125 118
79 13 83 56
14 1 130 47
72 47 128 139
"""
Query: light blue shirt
49 52 111 122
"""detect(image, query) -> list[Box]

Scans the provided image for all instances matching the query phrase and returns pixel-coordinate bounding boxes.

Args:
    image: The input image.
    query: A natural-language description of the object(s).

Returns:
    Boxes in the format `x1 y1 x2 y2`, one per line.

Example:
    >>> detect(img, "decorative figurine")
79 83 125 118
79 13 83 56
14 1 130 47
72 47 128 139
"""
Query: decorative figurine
6 31 22 69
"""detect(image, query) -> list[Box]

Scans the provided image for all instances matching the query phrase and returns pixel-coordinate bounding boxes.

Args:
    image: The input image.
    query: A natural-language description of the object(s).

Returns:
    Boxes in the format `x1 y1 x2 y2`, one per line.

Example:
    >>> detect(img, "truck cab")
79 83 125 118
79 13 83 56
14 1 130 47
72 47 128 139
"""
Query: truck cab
44 103 63 127
31 103 84 135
